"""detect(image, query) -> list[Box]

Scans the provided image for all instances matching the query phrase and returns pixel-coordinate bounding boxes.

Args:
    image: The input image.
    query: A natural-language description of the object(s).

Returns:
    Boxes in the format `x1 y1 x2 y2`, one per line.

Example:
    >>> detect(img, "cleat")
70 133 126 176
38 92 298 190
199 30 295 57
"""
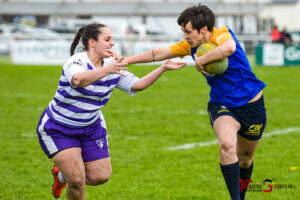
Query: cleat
51 166 66 199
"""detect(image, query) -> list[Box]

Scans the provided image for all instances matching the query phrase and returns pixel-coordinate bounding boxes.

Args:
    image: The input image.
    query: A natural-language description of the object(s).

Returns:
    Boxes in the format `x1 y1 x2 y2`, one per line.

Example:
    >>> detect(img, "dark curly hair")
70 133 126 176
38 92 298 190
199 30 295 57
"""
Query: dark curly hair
177 3 215 32
70 23 106 56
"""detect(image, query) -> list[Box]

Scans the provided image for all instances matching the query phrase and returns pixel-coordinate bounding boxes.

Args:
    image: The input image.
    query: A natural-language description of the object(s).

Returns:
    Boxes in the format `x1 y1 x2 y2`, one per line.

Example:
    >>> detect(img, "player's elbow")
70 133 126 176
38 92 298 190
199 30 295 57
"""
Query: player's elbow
227 45 236 55
72 74 85 87
224 41 236 56
131 82 144 92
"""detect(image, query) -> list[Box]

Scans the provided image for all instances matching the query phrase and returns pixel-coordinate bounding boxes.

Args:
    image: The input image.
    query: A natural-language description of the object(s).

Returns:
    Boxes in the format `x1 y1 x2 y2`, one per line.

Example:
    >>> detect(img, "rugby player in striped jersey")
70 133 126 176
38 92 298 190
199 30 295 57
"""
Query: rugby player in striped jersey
36 23 186 199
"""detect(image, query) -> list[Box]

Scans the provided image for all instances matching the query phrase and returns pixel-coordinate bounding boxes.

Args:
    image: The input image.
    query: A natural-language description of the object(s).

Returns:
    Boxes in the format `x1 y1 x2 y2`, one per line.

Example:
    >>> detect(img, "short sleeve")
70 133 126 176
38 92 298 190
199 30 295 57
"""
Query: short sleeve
211 26 234 46
63 60 86 85
116 71 140 96
169 40 191 58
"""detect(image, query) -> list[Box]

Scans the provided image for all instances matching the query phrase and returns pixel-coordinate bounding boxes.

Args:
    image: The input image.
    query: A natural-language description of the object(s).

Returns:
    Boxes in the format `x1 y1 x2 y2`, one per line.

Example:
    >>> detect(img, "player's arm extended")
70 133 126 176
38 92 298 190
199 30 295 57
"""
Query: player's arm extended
72 59 128 87
131 59 186 91
126 47 176 64
194 39 236 72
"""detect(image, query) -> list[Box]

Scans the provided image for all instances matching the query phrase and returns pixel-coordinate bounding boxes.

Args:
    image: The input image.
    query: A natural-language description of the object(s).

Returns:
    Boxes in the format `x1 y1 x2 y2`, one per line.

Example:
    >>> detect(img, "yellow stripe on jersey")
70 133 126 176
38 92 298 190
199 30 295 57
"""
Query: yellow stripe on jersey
169 40 191 58
210 26 234 46
169 26 234 58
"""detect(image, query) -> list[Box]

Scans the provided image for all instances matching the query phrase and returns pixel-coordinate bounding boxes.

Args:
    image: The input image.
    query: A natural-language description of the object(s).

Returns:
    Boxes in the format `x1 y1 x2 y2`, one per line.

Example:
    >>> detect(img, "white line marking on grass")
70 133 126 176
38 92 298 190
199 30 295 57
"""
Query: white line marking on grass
198 110 207 115
167 127 300 151
21 132 36 137
127 136 139 140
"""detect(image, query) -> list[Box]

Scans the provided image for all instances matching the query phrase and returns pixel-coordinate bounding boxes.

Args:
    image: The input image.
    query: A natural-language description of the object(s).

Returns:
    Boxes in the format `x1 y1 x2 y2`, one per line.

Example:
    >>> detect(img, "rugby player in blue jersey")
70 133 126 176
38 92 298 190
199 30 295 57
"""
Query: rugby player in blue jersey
36 23 186 199
125 4 267 200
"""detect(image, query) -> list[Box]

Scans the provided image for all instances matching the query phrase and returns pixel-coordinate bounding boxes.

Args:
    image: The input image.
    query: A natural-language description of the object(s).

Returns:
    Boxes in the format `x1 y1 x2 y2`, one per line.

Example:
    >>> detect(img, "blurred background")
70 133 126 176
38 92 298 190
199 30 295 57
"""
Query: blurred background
0 0 299 65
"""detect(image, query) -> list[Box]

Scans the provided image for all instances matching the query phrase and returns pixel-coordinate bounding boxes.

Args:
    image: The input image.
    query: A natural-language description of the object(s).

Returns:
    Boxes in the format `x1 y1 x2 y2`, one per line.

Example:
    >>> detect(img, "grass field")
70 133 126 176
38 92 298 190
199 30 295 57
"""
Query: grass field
0 57 299 200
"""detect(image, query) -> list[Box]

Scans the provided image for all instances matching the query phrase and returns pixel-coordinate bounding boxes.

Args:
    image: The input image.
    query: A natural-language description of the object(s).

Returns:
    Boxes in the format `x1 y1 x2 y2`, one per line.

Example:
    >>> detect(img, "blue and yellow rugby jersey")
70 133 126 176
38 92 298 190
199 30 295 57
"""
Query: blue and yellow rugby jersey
169 26 266 108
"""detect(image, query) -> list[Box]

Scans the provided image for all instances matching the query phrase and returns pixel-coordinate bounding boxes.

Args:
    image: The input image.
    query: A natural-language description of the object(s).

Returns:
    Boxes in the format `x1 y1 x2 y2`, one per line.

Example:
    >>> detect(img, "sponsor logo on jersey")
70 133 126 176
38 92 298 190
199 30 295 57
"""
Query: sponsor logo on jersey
72 61 82 65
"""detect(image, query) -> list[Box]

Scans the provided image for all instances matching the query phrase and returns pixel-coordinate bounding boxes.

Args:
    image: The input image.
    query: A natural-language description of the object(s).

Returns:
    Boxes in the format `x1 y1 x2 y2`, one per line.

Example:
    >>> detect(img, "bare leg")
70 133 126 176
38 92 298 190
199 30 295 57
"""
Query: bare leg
52 147 85 200
237 135 260 200
213 115 241 200
237 135 260 168
85 157 112 186
213 116 241 165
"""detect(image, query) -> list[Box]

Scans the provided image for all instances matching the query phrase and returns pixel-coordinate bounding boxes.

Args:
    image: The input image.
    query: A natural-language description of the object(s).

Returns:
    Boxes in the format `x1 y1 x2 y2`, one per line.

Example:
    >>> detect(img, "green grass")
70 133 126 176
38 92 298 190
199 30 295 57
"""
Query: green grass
0 59 299 200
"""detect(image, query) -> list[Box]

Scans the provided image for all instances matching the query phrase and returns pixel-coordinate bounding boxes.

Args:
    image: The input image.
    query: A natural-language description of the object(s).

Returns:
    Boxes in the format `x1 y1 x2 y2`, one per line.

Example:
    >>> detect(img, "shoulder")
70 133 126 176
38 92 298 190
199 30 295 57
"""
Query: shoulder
63 52 86 69
214 26 230 34
65 52 86 63
211 26 234 46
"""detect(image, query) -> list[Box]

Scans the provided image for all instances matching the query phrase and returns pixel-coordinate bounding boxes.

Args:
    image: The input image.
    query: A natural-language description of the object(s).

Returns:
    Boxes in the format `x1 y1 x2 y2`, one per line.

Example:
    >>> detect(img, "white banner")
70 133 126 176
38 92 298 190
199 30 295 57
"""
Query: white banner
11 40 71 65
263 43 284 66
10 40 121 65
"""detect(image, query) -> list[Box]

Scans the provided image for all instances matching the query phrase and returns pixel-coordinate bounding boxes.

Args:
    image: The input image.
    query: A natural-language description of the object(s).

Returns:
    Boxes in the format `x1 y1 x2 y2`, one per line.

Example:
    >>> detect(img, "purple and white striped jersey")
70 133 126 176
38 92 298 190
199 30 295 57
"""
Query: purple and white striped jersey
46 51 140 128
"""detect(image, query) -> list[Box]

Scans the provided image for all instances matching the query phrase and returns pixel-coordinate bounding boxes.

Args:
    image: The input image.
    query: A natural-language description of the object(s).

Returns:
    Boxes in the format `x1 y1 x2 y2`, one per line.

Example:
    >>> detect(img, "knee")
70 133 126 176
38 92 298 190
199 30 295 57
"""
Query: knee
67 175 85 190
238 151 254 168
86 169 112 186
239 159 253 169
219 140 236 154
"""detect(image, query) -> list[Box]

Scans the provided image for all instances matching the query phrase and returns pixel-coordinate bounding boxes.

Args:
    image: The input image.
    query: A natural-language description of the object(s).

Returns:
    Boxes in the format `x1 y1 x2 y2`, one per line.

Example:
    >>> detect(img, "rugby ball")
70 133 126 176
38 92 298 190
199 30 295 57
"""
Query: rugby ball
196 43 228 75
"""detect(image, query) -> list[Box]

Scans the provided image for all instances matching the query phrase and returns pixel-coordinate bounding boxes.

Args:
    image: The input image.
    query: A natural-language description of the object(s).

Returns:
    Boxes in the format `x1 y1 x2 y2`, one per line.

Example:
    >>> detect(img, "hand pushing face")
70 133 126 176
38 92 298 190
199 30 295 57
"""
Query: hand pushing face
93 27 115 58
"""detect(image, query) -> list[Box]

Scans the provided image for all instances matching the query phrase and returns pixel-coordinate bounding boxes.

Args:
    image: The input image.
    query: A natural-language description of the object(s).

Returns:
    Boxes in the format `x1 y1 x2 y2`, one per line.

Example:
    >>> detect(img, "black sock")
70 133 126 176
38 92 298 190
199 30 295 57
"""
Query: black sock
240 162 253 200
220 161 241 200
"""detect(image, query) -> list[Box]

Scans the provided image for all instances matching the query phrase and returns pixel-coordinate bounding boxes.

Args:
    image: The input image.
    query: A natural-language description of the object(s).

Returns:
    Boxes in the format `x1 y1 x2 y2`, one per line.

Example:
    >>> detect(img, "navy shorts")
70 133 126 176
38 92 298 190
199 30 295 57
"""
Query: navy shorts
207 95 267 140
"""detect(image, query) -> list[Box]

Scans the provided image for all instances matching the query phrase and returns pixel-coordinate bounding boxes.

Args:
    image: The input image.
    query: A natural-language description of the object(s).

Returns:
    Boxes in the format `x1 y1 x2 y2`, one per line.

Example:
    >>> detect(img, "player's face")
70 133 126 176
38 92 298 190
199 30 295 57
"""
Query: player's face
94 27 115 58
181 21 206 48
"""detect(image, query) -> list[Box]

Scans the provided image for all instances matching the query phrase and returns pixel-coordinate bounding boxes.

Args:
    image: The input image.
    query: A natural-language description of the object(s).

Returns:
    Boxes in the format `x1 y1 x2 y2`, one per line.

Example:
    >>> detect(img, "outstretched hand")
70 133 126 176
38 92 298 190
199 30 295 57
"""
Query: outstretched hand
162 59 187 71
105 49 123 61
104 50 128 76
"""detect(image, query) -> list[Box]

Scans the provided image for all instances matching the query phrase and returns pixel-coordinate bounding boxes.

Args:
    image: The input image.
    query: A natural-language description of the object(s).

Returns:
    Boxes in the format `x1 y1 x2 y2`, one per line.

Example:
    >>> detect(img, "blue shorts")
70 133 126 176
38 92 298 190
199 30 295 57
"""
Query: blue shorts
207 95 267 140
36 110 110 162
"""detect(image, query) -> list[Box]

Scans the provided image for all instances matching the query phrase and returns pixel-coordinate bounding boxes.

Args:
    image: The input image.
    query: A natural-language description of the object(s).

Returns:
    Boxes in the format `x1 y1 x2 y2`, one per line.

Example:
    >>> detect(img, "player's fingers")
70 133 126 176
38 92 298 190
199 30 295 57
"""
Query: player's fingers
107 49 122 61
171 62 185 69
116 62 128 67
193 53 200 59
193 54 202 65
198 65 205 70
117 71 126 77
196 64 204 71
165 59 172 63
106 49 118 56
178 62 187 66
113 62 127 67
116 57 125 63
116 66 128 71
105 49 113 53
110 57 117 63
201 70 211 76
106 49 115 57
178 63 187 69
